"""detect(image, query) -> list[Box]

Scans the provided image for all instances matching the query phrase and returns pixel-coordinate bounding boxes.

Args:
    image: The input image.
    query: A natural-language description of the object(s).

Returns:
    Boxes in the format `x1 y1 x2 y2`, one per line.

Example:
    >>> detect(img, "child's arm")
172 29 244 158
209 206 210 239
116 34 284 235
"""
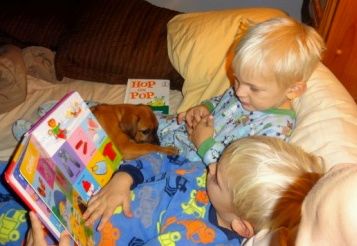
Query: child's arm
83 171 133 231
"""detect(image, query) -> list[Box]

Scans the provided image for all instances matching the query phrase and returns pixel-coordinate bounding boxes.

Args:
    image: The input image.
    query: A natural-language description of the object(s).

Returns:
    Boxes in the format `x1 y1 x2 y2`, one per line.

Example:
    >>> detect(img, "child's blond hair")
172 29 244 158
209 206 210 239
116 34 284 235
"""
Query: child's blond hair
219 136 325 232
232 17 326 88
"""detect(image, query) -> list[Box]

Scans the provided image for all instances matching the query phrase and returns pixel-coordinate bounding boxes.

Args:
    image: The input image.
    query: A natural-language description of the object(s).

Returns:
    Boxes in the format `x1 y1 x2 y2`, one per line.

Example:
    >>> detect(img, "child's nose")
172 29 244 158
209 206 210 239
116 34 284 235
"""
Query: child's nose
236 84 249 98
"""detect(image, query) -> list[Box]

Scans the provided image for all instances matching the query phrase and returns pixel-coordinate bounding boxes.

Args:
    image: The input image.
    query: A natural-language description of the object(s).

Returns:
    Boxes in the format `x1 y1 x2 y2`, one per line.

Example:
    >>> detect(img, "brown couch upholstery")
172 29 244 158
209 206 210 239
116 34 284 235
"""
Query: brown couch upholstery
0 0 184 90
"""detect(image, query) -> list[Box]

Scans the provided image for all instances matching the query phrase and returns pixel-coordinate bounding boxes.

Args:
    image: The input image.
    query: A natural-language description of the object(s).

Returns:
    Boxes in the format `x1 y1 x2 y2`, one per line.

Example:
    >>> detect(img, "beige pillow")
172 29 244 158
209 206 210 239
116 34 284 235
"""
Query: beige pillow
290 63 357 169
22 46 59 83
167 8 286 113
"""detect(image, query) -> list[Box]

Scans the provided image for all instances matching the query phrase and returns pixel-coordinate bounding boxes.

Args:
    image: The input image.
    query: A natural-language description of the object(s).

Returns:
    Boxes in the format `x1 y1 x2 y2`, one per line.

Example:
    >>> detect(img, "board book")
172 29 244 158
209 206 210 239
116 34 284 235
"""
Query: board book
124 79 170 114
5 91 122 246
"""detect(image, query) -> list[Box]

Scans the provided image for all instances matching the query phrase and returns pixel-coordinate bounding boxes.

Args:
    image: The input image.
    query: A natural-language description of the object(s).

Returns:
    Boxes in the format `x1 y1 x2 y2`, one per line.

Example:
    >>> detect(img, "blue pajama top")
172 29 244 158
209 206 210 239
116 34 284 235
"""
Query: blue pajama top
157 88 296 165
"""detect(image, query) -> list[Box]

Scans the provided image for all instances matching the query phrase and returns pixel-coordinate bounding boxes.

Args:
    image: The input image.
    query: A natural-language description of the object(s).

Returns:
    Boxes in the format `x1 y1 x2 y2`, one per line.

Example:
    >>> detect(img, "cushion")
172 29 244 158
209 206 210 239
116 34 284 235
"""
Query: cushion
290 63 357 169
23 46 57 82
167 8 357 169
55 0 184 90
167 8 287 112
0 44 27 114
22 46 71 84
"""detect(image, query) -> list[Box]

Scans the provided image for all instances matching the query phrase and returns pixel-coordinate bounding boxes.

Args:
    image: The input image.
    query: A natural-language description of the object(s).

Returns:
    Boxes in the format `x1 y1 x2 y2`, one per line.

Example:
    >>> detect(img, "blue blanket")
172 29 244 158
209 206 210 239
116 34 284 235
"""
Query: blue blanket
0 162 29 245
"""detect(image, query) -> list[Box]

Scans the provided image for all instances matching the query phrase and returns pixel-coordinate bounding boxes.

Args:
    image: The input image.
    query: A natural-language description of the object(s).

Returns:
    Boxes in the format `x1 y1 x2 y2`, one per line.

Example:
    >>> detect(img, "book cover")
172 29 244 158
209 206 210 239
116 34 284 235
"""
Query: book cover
124 79 170 114
5 91 122 246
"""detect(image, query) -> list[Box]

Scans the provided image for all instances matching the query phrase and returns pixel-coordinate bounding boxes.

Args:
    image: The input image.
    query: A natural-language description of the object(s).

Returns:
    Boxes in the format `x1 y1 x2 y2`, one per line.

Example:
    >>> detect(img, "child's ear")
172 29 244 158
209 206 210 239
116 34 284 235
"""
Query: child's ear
286 81 306 100
231 218 255 238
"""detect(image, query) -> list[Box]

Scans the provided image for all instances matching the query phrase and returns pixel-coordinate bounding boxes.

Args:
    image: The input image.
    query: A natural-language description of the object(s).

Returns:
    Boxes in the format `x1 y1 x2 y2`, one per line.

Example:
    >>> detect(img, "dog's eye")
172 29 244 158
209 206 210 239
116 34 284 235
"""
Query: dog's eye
141 129 151 135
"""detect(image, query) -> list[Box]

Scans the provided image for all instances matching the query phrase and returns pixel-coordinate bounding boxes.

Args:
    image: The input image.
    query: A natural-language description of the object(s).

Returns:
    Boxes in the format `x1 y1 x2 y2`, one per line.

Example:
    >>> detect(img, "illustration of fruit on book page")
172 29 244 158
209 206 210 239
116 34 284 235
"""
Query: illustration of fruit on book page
19 91 122 246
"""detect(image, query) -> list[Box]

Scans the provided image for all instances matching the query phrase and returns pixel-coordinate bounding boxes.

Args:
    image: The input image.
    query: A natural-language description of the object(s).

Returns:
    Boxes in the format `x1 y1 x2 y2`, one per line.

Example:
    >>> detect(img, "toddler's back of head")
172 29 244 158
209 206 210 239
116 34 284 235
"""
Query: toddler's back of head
221 136 325 233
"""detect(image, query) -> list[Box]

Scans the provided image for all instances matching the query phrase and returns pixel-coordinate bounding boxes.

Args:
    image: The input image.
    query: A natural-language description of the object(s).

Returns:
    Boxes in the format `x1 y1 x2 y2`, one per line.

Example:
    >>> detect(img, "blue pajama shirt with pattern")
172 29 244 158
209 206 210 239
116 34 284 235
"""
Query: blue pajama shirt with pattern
157 88 296 165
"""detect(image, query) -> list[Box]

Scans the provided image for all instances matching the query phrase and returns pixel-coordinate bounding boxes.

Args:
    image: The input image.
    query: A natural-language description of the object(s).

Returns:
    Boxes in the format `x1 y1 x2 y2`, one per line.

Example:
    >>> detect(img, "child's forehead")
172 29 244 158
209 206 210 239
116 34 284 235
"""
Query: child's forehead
235 68 277 86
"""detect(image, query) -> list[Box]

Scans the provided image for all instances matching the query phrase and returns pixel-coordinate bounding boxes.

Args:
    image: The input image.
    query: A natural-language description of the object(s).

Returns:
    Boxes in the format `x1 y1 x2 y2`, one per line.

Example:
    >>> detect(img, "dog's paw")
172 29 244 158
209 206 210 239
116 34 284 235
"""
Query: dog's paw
162 146 179 156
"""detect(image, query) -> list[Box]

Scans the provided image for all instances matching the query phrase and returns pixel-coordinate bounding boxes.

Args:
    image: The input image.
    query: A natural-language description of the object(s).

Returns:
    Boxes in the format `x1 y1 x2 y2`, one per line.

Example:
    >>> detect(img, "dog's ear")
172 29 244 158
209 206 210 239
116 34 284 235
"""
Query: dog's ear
119 114 138 140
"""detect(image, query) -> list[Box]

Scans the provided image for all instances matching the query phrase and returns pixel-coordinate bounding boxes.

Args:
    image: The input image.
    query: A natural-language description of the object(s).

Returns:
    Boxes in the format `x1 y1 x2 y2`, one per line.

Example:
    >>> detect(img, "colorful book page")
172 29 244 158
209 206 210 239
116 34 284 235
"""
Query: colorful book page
15 91 122 246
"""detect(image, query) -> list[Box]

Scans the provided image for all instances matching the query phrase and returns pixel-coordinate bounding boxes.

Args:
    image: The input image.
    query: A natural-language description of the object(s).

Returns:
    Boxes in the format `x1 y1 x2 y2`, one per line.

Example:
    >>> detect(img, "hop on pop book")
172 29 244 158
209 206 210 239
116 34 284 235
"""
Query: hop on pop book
124 79 170 114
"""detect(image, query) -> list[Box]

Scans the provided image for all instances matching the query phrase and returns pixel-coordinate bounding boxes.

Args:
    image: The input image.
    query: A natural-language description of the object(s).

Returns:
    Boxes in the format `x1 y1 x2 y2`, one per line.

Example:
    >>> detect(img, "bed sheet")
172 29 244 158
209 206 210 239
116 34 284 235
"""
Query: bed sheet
0 75 183 162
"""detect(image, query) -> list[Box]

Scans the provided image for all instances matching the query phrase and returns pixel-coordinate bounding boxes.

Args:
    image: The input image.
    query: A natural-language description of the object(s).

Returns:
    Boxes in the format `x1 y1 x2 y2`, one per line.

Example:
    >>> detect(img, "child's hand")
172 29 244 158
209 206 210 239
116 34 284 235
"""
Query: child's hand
188 115 214 149
83 172 133 231
27 211 71 246
177 105 210 128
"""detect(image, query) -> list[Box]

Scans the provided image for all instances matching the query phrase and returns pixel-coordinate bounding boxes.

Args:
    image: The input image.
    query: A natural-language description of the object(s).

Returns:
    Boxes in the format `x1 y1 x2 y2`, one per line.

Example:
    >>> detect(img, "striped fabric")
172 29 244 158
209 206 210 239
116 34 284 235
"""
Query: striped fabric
55 0 184 89
0 1 78 49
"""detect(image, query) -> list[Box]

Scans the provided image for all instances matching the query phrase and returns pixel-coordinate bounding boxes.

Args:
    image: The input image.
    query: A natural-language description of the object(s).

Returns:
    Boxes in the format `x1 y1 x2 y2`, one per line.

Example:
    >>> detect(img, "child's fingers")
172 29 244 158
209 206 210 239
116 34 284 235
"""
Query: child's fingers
206 115 214 127
191 118 198 129
29 211 42 231
25 228 34 246
58 231 71 246
186 125 193 136
198 115 213 126
97 206 116 231
196 116 208 128
96 216 108 231
84 202 105 226
194 113 203 126
122 197 133 218
85 209 103 227
177 112 186 124
186 109 198 127
83 195 101 219
83 204 94 220
28 211 47 246
185 115 193 128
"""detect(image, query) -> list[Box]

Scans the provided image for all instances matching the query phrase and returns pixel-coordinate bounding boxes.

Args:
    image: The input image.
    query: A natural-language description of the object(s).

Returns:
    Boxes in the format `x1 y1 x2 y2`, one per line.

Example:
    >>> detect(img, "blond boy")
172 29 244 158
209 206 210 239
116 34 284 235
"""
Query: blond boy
158 17 325 165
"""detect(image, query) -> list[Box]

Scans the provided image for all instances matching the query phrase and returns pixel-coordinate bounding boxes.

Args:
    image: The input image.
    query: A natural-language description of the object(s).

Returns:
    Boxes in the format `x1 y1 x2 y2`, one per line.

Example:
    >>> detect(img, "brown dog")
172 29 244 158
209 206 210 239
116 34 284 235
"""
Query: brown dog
91 104 178 160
